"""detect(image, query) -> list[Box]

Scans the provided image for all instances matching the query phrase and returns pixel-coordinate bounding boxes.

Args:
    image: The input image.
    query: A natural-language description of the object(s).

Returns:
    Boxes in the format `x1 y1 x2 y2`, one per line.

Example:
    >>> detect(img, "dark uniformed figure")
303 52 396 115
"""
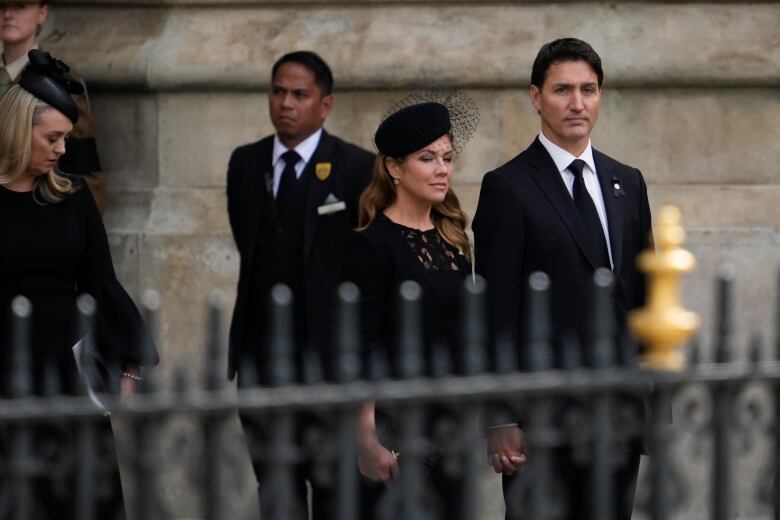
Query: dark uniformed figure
226 50 373 519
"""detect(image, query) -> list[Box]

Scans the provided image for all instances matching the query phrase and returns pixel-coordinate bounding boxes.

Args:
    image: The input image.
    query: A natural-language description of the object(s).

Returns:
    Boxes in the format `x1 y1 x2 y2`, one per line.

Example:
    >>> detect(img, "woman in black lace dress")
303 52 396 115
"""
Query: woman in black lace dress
0 51 156 519
342 98 478 519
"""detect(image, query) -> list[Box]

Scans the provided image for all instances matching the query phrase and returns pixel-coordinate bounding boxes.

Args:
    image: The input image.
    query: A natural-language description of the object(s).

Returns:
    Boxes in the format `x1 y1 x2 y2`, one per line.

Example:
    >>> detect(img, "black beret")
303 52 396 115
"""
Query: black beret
18 50 83 124
374 102 451 157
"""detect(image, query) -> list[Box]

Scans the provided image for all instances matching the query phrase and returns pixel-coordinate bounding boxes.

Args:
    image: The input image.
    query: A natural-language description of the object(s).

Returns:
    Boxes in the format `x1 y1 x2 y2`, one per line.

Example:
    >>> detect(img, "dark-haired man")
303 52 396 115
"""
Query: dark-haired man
226 50 373 519
473 38 652 519
1 0 106 211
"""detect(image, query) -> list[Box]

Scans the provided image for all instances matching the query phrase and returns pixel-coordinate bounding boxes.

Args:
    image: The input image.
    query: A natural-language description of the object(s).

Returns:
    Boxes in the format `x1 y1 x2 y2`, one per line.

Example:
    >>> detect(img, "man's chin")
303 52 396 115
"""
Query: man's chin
274 125 299 139
563 129 590 141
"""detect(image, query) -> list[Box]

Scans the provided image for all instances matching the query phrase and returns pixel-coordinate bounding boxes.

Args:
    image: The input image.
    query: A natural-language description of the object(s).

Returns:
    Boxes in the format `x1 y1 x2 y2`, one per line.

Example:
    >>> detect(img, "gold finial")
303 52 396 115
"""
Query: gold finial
628 206 700 371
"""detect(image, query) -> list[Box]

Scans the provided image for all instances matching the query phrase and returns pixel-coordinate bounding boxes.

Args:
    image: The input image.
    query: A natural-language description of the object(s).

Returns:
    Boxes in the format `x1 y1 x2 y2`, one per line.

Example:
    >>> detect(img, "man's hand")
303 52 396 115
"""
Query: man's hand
486 425 526 475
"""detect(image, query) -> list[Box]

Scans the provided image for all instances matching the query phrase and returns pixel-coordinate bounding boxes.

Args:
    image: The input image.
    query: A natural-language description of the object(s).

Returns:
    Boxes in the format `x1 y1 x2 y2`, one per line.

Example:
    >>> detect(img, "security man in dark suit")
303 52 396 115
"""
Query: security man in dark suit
472 38 653 519
226 50 373 519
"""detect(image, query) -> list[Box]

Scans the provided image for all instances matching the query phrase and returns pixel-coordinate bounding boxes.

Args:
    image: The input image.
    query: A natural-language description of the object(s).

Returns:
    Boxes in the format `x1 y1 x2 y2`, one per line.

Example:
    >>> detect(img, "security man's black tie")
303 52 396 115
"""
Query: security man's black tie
276 150 301 217
568 159 611 269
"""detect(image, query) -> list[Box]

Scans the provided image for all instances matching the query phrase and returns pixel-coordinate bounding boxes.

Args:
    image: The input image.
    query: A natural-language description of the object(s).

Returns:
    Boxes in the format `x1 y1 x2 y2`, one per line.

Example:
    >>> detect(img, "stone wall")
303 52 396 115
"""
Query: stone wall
31 1 780 518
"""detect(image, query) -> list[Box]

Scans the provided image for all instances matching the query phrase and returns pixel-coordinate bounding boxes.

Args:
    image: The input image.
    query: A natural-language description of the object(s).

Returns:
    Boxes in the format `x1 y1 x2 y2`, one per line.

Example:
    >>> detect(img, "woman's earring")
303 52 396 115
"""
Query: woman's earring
393 178 400 185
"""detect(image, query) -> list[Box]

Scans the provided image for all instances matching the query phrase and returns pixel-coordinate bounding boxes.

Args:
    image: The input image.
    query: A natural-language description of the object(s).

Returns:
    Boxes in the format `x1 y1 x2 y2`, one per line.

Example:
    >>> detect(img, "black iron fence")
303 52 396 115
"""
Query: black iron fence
1 267 780 519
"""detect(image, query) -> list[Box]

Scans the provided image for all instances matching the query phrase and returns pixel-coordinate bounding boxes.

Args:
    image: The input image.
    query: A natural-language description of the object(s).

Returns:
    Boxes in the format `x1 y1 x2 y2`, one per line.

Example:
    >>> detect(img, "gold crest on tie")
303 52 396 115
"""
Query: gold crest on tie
315 163 332 181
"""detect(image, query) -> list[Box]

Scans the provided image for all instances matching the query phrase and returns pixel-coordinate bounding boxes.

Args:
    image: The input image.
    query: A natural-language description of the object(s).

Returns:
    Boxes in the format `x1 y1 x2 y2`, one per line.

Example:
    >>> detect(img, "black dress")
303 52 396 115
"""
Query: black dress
343 215 469 377
343 214 470 520
0 179 155 519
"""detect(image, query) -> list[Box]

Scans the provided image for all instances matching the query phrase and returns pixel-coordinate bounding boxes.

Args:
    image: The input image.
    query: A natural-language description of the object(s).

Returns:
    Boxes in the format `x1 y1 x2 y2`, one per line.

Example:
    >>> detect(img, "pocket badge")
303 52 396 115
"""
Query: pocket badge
315 162 332 181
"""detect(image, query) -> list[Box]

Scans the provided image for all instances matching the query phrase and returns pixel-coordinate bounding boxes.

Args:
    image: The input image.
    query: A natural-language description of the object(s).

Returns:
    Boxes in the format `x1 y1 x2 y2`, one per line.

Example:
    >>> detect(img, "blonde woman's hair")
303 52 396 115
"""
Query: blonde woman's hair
357 150 473 264
0 85 76 204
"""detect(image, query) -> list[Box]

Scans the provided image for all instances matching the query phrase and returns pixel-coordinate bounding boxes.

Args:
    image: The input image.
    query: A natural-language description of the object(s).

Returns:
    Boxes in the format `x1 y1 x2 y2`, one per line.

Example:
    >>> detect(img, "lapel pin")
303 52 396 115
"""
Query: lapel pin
611 176 625 197
315 162 332 181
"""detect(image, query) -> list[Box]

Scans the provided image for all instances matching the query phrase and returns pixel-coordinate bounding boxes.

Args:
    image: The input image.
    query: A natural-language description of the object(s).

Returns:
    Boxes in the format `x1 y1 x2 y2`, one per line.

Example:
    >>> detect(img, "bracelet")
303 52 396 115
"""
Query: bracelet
121 371 143 382
486 423 520 430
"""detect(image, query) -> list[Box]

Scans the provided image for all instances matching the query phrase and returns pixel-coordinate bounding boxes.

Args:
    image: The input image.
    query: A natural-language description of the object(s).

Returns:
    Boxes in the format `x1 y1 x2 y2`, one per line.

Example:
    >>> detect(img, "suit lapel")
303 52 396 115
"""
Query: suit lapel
527 138 598 269
593 149 624 273
245 139 275 267
303 131 337 259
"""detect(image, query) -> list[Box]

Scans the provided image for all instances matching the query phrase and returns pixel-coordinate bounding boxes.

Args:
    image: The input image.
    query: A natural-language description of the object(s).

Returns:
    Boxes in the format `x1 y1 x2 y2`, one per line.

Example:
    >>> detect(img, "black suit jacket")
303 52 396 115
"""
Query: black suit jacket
226 130 374 380
472 137 652 368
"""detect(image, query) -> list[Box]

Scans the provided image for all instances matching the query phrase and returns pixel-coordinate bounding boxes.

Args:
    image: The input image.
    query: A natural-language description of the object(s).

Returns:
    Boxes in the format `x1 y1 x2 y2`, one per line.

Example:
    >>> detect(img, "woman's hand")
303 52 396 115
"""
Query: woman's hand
357 434 398 484
356 401 398 484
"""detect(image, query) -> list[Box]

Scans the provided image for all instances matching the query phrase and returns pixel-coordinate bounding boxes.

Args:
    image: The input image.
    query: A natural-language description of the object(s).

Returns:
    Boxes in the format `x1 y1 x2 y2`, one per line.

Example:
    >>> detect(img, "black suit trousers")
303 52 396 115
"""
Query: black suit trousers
502 444 641 520
239 411 338 520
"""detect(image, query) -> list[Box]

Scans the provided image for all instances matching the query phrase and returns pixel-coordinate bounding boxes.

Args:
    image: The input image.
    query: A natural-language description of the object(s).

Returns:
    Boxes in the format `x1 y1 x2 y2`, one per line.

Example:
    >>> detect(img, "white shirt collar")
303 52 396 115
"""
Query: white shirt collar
538 131 596 175
2 43 38 82
272 128 323 168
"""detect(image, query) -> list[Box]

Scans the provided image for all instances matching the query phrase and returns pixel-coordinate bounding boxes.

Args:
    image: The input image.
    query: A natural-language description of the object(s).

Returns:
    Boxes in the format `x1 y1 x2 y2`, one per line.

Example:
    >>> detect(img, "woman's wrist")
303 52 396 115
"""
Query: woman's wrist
356 424 381 449
120 361 142 381
120 371 143 382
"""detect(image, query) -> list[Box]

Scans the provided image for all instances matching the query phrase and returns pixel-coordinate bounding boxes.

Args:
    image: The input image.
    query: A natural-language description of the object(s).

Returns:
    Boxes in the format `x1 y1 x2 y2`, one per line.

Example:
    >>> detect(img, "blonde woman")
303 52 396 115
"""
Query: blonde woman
342 96 478 519
0 50 155 518
0 0 107 212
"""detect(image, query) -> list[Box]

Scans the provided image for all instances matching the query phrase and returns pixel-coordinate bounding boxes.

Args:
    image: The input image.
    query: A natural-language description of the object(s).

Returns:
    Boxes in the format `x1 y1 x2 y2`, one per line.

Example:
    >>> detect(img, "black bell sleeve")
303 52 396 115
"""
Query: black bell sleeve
75 182 158 368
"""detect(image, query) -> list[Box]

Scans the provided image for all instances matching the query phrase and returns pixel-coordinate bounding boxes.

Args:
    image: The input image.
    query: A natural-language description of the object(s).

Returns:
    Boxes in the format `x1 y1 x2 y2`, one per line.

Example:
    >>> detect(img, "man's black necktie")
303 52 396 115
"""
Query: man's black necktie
568 159 611 269
276 150 301 216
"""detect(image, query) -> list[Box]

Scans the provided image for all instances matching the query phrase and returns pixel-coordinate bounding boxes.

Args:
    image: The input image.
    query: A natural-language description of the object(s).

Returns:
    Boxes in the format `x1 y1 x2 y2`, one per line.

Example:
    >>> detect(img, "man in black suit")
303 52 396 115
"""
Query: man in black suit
473 38 652 519
226 50 373 519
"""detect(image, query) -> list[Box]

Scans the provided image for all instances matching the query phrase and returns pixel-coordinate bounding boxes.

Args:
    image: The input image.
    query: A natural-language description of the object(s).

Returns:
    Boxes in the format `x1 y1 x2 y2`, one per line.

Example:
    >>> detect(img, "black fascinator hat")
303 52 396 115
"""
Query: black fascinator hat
18 49 83 124
375 102 451 158
375 90 480 158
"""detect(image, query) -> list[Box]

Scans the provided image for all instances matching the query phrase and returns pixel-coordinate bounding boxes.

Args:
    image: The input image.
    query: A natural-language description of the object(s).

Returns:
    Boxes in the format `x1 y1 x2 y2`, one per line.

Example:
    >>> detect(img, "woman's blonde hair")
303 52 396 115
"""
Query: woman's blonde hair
0 85 76 204
357 149 473 264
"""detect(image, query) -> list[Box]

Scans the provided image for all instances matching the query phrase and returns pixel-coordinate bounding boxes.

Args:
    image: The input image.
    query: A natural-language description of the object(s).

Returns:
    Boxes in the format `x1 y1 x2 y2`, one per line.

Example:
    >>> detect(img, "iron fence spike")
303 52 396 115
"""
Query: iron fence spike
11 296 32 399
687 337 701 367
239 355 258 389
715 264 735 364
462 275 487 375
336 282 361 384
592 268 615 369
430 340 452 378
269 284 295 387
748 334 763 365
494 330 518 374
140 289 161 394
398 280 424 380
562 332 583 370
526 271 552 371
